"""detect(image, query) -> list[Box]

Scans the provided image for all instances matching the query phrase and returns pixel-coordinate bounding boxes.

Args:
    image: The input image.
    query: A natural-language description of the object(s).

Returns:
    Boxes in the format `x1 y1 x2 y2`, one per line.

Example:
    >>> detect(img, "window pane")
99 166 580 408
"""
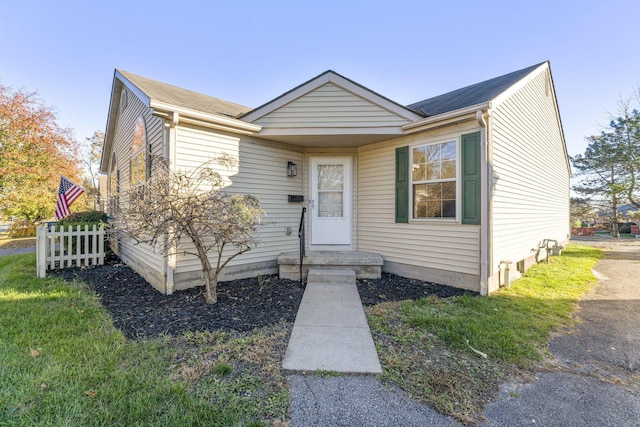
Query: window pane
442 181 456 199
426 163 440 180
318 165 343 191
441 141 456 161
318 191 343 217
413 184 426 218
427 183 441 200
427 200 441 217
442 200 456 218
441 160 456 179
413 164 425 181
425 144 440 163
131 153 145 186
131 117 146 153
413 146 426 164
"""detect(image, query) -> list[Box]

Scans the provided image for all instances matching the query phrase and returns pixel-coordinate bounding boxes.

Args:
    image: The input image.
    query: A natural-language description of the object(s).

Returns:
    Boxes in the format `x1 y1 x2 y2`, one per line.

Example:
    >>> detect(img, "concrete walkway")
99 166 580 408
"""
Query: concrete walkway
282 268 382 374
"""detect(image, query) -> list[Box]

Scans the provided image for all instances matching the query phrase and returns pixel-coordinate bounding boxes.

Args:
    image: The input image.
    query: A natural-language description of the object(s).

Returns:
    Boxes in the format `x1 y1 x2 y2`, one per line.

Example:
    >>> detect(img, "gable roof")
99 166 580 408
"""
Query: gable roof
117 70 250 117
408 62 546 117
240 70 422 123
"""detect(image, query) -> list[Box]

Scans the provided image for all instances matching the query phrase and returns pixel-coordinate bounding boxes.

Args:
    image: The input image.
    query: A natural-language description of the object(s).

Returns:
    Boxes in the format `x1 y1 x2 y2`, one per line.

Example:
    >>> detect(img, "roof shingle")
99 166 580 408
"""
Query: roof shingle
118 70 251 118
408 62 545 117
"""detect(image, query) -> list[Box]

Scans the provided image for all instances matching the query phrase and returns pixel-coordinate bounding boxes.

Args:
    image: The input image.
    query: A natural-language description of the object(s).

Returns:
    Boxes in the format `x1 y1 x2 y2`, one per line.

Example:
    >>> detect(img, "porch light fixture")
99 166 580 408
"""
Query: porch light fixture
287 161 297 177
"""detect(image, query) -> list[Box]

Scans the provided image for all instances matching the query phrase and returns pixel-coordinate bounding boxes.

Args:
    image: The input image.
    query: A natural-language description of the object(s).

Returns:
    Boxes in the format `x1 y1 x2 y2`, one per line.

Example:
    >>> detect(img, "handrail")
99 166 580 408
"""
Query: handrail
298 207 306 284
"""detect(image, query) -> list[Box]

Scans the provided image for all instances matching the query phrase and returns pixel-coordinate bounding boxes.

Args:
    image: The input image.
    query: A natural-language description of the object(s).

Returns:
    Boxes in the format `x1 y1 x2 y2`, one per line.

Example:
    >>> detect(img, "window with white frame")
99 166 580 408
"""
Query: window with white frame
411 140 457 219
109 152 118 214
130 116 147 186
120 89 128 111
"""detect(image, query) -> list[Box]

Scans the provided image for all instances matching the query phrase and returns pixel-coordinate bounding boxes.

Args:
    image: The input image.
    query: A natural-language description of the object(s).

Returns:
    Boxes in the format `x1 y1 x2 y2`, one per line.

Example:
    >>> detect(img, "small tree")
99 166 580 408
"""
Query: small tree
570 197 594 227
572 132 628 237
112 155 263 304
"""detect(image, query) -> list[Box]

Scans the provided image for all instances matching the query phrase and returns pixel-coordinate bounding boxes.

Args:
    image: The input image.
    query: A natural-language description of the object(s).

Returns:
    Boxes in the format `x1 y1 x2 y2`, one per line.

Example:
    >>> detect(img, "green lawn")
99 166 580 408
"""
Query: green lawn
367 244 603 423
0 253 288 426
594 231 638 239
1 244 604 425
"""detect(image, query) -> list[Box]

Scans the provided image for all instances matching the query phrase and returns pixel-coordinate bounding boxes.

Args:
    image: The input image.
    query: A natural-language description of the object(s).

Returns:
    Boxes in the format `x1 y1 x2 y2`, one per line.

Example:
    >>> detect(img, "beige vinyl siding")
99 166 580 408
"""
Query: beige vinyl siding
357 122 481 277
490 69 570 279
254 83 409 128
173 124 304 277
108 87 164 283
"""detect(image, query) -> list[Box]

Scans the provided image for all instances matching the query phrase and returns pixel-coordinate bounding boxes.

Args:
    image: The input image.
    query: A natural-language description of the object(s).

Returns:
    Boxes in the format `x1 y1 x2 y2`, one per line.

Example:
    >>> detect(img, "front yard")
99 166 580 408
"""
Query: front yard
0 253 292 426
368 244 603 423
0 244 602 425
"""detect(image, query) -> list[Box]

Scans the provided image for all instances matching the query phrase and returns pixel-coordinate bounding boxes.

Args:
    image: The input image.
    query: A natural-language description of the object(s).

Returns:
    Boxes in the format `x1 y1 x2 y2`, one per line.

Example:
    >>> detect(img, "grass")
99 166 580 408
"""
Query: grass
594 231 638 239
0 253 289 426
367 244 603 424
1 242 603 425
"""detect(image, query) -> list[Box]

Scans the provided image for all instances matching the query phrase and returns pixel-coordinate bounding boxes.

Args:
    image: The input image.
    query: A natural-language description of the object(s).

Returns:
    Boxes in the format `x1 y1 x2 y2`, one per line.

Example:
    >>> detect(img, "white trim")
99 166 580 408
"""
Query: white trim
256 126 406 136
477 110 490 296
408 137 461 223
403 102 491 133
115 70 151 107
150 101 261 134
242 71 422 123
309 156 353 247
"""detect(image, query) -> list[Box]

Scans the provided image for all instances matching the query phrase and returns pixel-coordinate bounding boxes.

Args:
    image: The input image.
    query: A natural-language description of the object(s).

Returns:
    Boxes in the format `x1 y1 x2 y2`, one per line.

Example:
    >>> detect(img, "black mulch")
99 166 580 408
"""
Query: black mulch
50 255 474 340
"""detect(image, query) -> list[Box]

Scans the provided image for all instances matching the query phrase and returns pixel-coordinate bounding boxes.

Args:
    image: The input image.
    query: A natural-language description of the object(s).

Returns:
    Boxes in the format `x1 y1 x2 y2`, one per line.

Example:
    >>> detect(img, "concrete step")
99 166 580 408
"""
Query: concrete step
278 250 383 281
307 268 356 285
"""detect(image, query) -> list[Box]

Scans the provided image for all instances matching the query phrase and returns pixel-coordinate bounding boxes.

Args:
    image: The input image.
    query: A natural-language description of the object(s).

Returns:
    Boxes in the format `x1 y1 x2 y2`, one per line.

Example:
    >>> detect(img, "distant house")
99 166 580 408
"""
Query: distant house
100 61 570 295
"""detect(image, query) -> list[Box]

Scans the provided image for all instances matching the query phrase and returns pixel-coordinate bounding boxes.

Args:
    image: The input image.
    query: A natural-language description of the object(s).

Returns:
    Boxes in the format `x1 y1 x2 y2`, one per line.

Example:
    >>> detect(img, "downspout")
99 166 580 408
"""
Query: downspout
164 111 179 295
476 109 491 296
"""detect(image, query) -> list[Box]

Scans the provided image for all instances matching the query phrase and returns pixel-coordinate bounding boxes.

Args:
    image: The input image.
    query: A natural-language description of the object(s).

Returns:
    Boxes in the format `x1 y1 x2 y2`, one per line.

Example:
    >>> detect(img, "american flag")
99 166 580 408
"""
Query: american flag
55 176 85 220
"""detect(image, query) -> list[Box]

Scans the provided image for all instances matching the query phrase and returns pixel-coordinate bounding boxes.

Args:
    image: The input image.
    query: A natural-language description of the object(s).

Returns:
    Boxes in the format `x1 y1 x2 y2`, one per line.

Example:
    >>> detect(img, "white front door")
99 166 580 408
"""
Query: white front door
310 157 352 245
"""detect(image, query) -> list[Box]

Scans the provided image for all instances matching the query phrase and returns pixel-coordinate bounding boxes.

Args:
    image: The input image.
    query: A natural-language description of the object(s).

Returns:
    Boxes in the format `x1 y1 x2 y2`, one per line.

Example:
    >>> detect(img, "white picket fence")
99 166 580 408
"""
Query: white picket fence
36 224 106 278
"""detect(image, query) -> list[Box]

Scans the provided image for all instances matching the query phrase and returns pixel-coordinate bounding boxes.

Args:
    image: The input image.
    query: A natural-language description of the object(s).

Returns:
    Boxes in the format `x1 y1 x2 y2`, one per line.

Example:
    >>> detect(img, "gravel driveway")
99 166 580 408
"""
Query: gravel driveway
482 239 640 426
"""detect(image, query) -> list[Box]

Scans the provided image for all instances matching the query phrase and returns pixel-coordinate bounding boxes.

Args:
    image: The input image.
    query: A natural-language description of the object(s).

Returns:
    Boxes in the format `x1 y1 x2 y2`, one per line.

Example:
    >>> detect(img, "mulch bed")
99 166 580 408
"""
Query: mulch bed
50 255 473 340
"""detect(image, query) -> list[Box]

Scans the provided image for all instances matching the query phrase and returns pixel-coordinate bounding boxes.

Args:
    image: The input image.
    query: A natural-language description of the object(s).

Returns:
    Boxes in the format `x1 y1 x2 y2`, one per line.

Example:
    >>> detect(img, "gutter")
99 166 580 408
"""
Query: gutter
150 101 262 135
403 102 491 133
476 108 491 296
163 112 179 296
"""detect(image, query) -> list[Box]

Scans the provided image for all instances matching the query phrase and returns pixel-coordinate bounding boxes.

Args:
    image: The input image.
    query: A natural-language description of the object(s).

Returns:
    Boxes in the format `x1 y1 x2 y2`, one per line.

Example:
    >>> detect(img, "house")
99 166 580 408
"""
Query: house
99 61 570 295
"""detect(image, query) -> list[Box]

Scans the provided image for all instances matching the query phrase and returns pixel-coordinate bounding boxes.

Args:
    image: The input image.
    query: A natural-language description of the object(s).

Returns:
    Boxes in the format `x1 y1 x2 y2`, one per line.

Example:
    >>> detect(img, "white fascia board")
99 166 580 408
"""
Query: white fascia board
101 73 128 173
257 126 405 136
114 70 151 107
403 102 491 133
150 101 262 134
241 71 422 123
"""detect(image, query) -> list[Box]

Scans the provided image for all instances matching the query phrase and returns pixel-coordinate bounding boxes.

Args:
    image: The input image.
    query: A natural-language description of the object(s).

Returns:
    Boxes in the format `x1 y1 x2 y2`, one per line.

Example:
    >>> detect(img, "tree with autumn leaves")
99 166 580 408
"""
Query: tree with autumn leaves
0 83 84 223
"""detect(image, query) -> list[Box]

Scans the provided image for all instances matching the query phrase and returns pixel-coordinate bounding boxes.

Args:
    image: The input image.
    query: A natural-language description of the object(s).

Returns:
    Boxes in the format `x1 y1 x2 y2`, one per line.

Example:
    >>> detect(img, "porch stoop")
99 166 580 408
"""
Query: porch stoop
277 251 383 281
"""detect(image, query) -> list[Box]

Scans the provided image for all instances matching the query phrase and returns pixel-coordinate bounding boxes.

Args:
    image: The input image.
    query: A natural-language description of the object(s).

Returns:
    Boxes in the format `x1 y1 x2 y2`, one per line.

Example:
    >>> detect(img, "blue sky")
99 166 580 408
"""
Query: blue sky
1 0 638 157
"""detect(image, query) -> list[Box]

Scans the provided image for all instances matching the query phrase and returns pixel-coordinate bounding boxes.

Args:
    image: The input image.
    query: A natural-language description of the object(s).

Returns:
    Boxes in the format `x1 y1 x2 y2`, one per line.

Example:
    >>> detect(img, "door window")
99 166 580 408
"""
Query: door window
317 164 344 217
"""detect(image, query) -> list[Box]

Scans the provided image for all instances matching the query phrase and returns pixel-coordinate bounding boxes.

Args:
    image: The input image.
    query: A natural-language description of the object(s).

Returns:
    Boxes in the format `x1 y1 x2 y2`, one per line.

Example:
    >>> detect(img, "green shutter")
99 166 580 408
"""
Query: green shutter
461 132 481 225
395 146 409 223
